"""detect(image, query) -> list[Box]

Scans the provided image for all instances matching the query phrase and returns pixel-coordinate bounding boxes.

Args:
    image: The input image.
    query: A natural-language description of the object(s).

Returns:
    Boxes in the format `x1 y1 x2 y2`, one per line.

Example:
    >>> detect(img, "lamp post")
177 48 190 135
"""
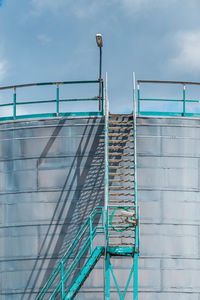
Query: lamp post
96 34 103 111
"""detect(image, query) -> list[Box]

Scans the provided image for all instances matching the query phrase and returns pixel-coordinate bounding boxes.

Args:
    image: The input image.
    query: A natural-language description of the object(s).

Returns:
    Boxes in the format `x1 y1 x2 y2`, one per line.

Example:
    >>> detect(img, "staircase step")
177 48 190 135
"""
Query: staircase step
109 222 136 227
109 146 134 150
109 159 134 163
109 173 134 176
109 140 134 144
109 113 133 117
109 201 134 205
109 165 134 169
109 230 135 234
109 133 134 137
109 193 135 196
108 217 136 221
109 127 133 130
109 121 133 125
109 153 133 157
109 243 135 247
109 186 133 190
109 236 134 239
108 205 135 209
65 247 105 300
109 179 134 183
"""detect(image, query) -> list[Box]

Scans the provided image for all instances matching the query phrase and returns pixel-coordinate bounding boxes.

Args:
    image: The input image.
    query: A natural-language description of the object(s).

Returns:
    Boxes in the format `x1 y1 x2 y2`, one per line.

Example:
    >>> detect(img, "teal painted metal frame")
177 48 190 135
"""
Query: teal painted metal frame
0 79 104 121
105 204 139 300
36 206 104 300
133 72 139 300
104 72 140 300
137 79 200 117
104 72 110 300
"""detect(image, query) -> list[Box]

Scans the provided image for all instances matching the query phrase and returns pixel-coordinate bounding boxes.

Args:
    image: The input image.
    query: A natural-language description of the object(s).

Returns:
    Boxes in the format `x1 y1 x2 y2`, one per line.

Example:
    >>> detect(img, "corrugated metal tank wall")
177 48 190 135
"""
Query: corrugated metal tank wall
137 116 200 300
0 117 105 300
1 116 200 300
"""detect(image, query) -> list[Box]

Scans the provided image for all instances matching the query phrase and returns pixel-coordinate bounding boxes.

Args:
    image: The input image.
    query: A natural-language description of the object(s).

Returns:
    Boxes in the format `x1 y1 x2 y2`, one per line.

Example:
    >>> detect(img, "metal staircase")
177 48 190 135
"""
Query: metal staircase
104 73 139 300
36 207 105 300
65 246 105 300
108 114 136 248
36 73 139 300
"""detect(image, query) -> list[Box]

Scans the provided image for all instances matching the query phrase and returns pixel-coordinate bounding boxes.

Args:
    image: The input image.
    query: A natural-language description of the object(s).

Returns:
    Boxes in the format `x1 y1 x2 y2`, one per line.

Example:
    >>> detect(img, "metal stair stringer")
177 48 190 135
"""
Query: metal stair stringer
104 73 139 300
36 207 105 300
108 113 136 248
65 246 105 300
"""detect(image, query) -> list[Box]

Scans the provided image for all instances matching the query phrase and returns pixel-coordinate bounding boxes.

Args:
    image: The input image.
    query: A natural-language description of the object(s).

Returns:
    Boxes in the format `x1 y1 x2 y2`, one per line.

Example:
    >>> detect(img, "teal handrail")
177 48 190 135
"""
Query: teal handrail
137 79 200 117
0 79 104 121
36 206 104 300
104 72 109 248
133 72 139 300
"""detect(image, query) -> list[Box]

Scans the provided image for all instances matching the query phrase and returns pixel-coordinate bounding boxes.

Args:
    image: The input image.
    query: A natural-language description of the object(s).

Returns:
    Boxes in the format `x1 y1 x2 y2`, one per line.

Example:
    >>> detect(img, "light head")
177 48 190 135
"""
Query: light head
96 34 103 47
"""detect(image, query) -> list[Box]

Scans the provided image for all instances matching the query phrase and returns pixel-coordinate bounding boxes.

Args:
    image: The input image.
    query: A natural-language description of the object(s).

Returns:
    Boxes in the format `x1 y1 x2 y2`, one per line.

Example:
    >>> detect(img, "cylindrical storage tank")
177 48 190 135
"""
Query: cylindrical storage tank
1 115 200 300
137 116 200 300
0 117 105 300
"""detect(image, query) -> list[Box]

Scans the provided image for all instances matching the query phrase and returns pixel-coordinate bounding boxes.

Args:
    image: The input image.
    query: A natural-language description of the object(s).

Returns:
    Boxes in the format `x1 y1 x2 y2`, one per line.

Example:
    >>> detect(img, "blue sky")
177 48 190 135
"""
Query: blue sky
1 0 200 113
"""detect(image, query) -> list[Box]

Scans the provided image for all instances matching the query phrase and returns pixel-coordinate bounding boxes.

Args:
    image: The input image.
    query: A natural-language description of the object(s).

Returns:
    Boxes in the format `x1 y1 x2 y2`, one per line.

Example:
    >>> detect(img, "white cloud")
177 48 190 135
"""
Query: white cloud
32 0 153 18
72 1 105 18
37 34 52 45
121 0 180 13
31 0 109 18
32 0 66 11
169 30 200 73
122 0 151 10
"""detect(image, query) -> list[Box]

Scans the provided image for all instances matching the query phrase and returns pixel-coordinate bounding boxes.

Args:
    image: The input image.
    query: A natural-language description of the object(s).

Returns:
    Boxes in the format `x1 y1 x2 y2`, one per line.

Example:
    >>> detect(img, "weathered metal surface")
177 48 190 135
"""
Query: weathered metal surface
0 116 105 300
1 115 200 299
137 116 200 300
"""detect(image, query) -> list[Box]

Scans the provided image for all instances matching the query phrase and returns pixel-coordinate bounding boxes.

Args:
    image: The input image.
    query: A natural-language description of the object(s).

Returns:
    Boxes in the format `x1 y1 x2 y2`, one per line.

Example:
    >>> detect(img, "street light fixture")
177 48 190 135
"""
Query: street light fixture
96 34 103 47
96 34 103 111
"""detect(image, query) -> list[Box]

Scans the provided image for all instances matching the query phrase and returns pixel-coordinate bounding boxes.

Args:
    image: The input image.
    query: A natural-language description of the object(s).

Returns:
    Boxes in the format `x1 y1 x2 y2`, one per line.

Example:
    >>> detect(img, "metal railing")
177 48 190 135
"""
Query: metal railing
0 79 104 121
108 205 139 236
133 73 139 254
137 79 200 117
36 206 104 300
104 72 109 250
133 72 139 300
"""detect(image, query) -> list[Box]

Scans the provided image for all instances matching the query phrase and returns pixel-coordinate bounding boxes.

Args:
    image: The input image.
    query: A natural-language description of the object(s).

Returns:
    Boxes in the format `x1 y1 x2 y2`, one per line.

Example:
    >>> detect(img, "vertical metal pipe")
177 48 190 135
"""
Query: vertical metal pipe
13 87 16 119
104 72 109 244
89 216 93 254
137 83 140 115
133 254 138 300
105 251 110 300
104 72 110 300
100 47 102 80
61 262 65 300
101 81 104 115
183 84 186 116
133 72 139 300
56 84 60 116
99 46 102 112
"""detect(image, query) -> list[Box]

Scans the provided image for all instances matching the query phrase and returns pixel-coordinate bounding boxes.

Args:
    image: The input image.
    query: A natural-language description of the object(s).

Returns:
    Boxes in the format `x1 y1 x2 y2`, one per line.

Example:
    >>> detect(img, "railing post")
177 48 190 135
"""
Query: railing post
56 84 60 116
105 251 110 300
104 72 110 300
133 253 138 300
133 73 139 300
137 82 140 115
133 72 136 118
183 84 186 116
101 80 104 115
89 216 93 254
105 72 109 246
61 262 65 300
99 79 103 113
13 87 16 119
